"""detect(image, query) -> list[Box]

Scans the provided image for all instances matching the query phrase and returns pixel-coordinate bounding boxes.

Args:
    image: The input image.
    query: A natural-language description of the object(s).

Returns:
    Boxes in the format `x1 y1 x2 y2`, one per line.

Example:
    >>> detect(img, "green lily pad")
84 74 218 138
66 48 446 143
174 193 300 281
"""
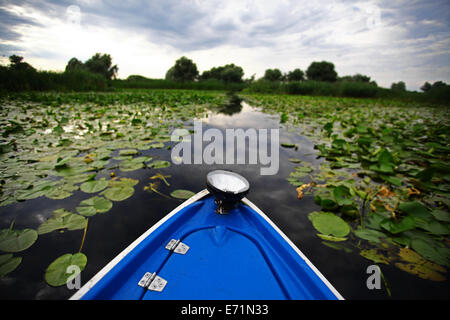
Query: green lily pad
148 142 164 149
0 228 38 253
281 142 296 148
148 160 171 169
430 209 450 222
108 177 139 188
398 201 430 219
411 239 449 267
380 216 415 234
170 189 196 199
360 249 390 265
308 211 350 237
45 253 87 287
333 185 353 206
45 183 78 200
119 160 144 172
102 186 135 201
0 254 22 277
38 209 87 234
80 178 109 193
316 233 347 242
15 181 57 200
119 149 138 156
76 196 112 216
414 218 449 235
353 227 387 243
64 173 96 184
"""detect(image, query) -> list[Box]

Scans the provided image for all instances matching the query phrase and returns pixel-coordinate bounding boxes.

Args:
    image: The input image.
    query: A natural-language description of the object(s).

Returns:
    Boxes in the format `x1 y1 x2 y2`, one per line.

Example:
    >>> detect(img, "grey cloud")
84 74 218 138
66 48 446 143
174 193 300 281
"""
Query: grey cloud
0 6 41 41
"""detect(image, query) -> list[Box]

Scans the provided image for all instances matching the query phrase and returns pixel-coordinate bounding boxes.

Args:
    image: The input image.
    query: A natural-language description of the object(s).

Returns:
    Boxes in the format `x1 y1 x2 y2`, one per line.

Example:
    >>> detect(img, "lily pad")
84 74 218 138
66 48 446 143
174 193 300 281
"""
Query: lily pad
76 196 112 216
430 209 450 222
353 228 387 243
119 160 144 172
45 183 78 200
108 177 139 188
80 178 109 194
281 142 296 148
119 149 138 156
395 248 446 281
380 216 415 234
170 189 196 199
0 228 38 253
360 249 390 265
38 209 87 234
410 239 449 267
45 253 87 287
0 254 22 277
102 186 135 201
148 142 165 149
398 201 430 219
308 211 350 237
148 160 171 169
316 233 347 242
333 185 353 206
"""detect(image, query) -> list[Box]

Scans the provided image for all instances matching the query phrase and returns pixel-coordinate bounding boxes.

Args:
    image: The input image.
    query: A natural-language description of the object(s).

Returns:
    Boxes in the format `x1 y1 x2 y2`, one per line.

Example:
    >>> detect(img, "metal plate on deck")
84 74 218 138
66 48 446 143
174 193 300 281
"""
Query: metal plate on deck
165 239 189 254
138 272 167 292
149 275 167 292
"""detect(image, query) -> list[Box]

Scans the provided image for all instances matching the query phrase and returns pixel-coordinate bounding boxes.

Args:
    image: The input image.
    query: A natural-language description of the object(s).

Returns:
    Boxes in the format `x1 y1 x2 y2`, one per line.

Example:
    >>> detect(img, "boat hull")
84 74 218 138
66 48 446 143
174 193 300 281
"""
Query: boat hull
71 190 343 300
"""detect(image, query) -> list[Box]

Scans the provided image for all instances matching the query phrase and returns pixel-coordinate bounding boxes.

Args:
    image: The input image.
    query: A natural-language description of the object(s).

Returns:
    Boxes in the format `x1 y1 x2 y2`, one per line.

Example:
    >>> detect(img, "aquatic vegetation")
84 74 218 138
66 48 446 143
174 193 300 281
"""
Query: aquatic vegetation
0 254 22 277
170 189 196 200
45 253 87 287
308 211 350 238
1 88 448 297
0 89 226 285
76 196 113 216
0 225 38 253
244 93 449 282
38 209 87 234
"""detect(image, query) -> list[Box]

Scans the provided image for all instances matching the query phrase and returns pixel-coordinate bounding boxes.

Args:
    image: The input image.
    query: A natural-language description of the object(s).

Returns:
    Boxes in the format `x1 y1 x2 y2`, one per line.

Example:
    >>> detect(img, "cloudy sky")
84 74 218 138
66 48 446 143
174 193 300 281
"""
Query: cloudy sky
0 0 449 90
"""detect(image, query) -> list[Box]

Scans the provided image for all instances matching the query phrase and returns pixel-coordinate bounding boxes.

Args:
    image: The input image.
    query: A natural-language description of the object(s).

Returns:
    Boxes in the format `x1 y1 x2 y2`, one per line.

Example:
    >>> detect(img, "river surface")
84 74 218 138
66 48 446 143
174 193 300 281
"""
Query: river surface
0 102 448 299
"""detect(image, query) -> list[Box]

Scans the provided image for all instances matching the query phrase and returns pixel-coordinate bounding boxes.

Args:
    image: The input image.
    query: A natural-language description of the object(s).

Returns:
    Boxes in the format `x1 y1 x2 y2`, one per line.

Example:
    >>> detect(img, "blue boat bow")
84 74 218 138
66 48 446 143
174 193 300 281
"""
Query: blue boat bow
70 172 343 300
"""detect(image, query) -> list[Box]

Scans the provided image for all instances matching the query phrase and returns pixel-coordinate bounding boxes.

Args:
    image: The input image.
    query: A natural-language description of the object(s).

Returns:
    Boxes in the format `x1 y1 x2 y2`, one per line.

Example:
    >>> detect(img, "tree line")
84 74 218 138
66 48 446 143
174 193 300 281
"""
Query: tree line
0 53 117 91
1 53 449 104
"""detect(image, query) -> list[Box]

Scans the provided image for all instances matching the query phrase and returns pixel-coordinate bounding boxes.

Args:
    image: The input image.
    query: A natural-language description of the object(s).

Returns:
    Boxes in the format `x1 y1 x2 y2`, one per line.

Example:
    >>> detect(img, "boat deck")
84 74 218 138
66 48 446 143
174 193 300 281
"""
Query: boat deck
72 191 342 300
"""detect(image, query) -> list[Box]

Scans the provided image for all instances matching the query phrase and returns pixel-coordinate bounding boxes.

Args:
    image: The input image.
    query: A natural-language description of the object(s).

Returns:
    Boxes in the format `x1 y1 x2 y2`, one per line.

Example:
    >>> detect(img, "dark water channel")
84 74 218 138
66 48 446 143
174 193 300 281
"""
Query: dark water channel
0 102 448 300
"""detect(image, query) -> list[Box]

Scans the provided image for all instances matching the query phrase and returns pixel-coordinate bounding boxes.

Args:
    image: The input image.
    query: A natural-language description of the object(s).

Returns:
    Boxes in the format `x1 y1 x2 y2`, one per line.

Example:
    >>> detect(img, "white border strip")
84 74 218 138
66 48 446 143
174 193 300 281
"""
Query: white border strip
69 189 210 300
242 197 345 300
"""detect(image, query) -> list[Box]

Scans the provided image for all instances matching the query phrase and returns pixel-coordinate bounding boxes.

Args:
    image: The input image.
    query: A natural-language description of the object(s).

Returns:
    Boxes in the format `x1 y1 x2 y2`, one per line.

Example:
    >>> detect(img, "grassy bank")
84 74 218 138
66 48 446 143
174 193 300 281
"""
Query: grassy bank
0 67 108 92
1 67 448 105
245 79 450 105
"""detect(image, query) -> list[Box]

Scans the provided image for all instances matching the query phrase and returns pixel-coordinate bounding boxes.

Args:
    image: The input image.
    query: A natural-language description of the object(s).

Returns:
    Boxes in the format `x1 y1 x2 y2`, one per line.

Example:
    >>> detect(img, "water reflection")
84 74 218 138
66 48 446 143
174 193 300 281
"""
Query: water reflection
202 102 279 129
214 93 243 116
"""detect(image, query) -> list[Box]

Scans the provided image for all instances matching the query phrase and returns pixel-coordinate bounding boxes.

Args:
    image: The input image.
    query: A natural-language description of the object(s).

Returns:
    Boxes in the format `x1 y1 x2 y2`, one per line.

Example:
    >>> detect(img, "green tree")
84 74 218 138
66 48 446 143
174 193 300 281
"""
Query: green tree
286 68 304 81
420 82 432 92
263 68 282 82
9 55 35 71
84 53 118 80
166 56 199 82
431 81 447 89
391 81 406 91
200 64 244 83
340 74 371 83
306 61 337 82
65 57 86 72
